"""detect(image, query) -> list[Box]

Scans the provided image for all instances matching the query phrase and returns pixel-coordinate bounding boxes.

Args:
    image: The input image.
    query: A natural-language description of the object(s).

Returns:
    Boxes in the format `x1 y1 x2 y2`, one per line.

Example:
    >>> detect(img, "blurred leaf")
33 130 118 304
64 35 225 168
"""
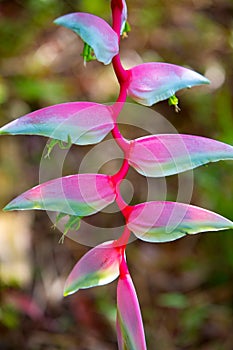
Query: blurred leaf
215 88 233 143
0 78 8 104
157 293 189 309
0 304 20 329
179 304 209 345
79 1 109 18
13 77 71 104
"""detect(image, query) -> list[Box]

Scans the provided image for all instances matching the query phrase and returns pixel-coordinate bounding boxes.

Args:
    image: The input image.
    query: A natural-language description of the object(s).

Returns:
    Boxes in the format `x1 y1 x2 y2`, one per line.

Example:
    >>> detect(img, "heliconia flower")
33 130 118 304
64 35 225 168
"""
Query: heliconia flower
64 241 122 296
54 13 119 65
0 102 114 145
127 62 210 106
126 134 233 177
126 201 233 243
4 174 116 217
117 258 147 350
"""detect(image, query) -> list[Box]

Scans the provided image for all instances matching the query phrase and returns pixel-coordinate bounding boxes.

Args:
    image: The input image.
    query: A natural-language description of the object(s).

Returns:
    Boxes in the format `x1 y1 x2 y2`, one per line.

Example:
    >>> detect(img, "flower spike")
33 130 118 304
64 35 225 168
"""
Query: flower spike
1 1 233 349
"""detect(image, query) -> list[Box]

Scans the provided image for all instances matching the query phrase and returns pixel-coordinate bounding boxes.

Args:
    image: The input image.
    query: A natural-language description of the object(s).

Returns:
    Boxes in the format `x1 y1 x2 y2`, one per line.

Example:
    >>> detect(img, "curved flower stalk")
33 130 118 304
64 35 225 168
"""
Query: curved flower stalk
1 0 233 349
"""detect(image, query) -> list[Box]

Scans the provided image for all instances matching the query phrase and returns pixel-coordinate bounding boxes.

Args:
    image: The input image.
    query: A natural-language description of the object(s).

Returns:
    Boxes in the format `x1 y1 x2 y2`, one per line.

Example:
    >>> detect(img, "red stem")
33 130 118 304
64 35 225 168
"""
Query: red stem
112 159 129 186
112 56 129 85
110 0 132 242
110 82 129 149
111 166 133 218
116 82 128 105
111 0 123 38
111 162 129 216
111 0 129 85
111 123 129 152
119 251 129 277
114 226 131 249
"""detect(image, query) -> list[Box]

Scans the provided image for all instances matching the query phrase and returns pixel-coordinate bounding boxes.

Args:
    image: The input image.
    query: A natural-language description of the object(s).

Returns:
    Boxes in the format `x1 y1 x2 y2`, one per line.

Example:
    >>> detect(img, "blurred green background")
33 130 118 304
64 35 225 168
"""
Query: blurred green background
0 0 233 349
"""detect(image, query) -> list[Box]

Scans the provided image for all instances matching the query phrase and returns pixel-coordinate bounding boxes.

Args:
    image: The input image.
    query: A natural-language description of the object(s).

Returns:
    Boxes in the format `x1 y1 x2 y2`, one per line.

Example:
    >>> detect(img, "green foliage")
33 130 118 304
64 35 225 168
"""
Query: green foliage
157 293 189 309
0 304 20 329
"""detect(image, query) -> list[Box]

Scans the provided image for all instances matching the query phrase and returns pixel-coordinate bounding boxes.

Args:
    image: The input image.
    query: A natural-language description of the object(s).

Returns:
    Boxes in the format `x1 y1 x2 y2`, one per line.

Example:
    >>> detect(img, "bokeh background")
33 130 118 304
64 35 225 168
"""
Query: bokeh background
0 0 233 349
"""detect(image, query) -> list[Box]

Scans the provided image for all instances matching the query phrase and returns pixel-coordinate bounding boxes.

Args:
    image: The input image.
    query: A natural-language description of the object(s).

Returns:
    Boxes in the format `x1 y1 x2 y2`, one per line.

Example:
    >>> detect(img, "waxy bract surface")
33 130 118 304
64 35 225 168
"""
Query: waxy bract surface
54 13 119 65
4 174 116 216
64 241 122 295
127 201 233 242
0 102 114 145
127 134 233 177
117 272 147 350
128 63 209 106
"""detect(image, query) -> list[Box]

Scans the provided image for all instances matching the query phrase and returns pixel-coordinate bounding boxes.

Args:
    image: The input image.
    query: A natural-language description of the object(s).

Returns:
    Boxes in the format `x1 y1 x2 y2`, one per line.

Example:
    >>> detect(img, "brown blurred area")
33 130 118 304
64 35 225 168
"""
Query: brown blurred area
0 0 233 349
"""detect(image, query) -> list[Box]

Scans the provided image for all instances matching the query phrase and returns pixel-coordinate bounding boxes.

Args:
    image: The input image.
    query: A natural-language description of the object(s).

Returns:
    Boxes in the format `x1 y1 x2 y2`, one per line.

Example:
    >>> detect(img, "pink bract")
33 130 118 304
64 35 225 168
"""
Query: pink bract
64 241 122 295
126 201 233 242
0 102 114 145
128 62 209 106
117 264 147 350
4 174 116 217
126 134 233 177
54 13 119 65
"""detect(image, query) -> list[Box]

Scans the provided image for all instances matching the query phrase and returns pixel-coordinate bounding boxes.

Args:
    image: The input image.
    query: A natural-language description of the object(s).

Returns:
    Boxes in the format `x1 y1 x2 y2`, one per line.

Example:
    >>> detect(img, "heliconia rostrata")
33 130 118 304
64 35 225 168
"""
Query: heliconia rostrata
1 0 233 348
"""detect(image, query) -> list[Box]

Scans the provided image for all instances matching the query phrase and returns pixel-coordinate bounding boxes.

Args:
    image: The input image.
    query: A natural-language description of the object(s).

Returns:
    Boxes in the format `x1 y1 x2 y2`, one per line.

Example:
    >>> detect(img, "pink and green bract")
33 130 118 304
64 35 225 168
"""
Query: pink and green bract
0 102 114 145
1 0 233 349
54 13 119 65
